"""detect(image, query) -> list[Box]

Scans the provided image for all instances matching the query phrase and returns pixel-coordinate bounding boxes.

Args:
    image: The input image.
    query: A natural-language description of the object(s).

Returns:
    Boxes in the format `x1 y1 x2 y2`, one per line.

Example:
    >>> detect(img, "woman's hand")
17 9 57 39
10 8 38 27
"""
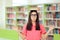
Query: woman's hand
12 27 26 40
12 27 19 32
49 25 54 31
41 34 47 40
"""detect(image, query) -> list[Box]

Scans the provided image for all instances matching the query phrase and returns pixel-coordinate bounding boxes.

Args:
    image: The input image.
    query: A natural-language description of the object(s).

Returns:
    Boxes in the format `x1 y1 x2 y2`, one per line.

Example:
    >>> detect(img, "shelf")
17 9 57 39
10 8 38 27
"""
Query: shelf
45 10 60 12
16 11 25 13
5 3 60 37
53 18 60 20
48 34 54 36
55 27 60 29
6 12 16 13
45 18 53 20
6 18 16 19
6 23 16 26
17 24 24 26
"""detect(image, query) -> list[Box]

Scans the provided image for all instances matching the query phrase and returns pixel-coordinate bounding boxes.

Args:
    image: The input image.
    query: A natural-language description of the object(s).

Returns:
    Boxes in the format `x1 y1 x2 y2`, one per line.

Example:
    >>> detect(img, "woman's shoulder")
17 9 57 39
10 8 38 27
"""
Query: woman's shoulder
39 24 45 28
39 24 44 26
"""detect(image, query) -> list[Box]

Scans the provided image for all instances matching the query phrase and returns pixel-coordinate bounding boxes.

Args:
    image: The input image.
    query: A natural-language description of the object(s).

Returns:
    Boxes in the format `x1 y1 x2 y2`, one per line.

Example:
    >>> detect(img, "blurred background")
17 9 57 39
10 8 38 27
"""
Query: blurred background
0 0 60 40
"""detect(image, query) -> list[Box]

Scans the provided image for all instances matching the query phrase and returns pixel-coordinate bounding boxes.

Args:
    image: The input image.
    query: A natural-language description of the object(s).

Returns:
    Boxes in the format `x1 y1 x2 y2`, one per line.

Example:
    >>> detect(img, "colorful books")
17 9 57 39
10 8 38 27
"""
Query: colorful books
56 12 60 18
46 20 56 26
57 20 60 27
46 12 53 18
7 13 15 18
58 29 60 34
7 19 14 24
53 28 58 34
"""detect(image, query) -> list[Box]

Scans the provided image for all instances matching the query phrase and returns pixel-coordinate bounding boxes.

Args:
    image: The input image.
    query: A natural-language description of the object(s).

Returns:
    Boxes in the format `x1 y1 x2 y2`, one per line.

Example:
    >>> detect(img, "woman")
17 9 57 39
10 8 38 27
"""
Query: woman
13 10 54 40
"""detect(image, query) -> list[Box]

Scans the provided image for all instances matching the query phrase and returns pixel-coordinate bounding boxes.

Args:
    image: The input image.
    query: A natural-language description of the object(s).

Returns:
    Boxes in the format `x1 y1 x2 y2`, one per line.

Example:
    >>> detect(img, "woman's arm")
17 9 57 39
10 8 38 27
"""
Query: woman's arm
18 31 26 40
12 27 26 40
41 25 54 40
45 25 54 37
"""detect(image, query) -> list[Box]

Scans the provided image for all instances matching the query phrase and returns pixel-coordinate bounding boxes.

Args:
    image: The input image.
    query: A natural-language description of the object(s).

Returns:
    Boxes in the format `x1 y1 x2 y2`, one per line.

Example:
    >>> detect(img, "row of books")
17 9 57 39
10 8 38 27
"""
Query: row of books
6 25 14 29
6 7 14 12
17 7 25 12
6 19 26 25
6 25 23 30
46 4 60 11
55 12 60 18
6 19 15 24
17 13 27 18
57 20 60 27
46 20 56 26
46 28 60 34
56 4 60 10
6 4 60 12
45 12 60 18
7 13 16 19
6 6 43 12
6 13 42 19
7 13 27 19
53 28 60 34
17 19 26 24
46 20 60 27
46 12 53 18
6 7 25 12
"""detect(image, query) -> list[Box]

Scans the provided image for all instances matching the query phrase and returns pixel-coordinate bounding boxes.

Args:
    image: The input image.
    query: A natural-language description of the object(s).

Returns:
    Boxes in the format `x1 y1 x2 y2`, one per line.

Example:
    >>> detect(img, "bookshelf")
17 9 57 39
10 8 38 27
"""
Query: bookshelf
44 3 60 40
5 3 60 40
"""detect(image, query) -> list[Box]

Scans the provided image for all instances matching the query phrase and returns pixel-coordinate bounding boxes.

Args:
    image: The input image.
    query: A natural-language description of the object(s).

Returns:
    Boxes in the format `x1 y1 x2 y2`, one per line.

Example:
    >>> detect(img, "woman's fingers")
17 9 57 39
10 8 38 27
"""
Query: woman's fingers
49 25 54 31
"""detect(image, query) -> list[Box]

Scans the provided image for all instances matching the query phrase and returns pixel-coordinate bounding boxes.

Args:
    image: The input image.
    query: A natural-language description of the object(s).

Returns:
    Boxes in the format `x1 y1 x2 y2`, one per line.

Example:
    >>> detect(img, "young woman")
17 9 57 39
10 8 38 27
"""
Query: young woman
13 10 54 40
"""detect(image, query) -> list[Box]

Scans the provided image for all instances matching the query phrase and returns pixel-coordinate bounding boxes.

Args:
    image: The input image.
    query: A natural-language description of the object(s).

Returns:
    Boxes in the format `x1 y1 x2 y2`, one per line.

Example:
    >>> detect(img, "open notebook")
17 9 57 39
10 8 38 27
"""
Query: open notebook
0 29 19 40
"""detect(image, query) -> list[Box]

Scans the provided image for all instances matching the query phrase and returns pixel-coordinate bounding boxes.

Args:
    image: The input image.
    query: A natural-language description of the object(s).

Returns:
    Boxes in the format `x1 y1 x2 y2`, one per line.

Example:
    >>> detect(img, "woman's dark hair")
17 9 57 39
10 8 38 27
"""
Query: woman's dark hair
26 10 40 30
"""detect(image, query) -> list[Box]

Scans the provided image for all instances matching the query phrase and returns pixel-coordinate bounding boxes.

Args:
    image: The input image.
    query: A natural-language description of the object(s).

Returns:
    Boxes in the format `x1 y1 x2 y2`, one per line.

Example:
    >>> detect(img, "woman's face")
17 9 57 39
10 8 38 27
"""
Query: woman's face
31 12 37 22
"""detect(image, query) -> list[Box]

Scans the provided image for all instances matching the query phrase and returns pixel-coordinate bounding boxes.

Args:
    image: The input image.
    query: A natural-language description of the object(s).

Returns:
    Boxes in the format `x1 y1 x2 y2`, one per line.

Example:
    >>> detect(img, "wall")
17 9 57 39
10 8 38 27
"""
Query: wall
0 0 12 28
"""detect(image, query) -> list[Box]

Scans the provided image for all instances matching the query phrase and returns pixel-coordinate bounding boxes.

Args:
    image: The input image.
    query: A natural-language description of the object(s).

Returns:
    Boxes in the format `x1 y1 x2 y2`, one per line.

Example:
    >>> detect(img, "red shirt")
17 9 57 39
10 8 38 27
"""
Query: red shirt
22 24 46 40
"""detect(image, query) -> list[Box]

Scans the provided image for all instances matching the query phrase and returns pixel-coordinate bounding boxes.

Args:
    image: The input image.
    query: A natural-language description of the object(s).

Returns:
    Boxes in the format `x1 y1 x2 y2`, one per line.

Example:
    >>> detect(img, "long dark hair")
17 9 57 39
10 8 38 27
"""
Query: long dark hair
26 10 40 30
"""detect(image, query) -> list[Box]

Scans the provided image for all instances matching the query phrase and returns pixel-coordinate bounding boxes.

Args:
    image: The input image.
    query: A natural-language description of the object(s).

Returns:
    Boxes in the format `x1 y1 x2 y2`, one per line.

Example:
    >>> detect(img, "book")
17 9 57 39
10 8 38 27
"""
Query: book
7 13 15 18
17 13 27 18
58 29 60 34
7 25 14 29
57 4 60 10
46 20 56 26
17 19 25 24
57 20 60 27
7 19 14 24
51 5 56 11
18 7 25 12
53 28 58 34
56 4 58 10
46 4 51 11
7 7 13 12
46 12 53 18
56 12 60 18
